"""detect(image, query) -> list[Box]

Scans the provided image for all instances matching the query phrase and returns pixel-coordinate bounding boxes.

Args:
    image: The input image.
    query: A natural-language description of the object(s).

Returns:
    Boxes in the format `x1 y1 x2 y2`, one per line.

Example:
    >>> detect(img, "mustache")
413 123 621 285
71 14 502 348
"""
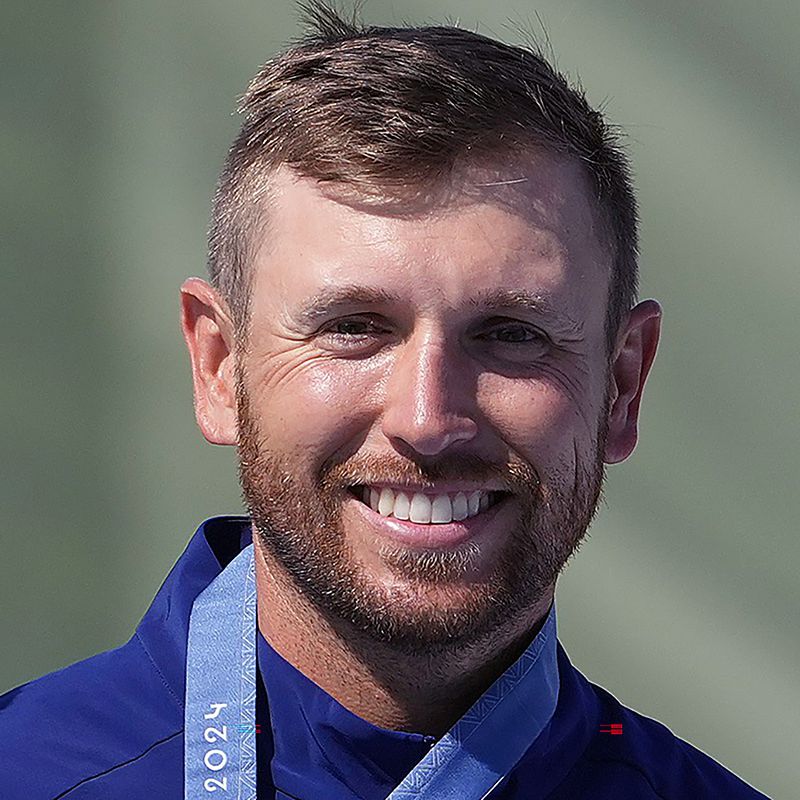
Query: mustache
323 452 541 495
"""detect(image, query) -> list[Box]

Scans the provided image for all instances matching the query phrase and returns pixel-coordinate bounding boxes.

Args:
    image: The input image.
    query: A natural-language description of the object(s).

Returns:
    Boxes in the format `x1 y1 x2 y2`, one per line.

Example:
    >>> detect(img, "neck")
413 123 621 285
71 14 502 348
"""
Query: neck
253 540 554 736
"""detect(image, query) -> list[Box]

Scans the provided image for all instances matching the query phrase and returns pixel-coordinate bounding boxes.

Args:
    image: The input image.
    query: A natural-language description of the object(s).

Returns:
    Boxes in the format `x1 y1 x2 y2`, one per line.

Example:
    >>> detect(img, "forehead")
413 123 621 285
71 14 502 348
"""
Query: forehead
251 155 611 328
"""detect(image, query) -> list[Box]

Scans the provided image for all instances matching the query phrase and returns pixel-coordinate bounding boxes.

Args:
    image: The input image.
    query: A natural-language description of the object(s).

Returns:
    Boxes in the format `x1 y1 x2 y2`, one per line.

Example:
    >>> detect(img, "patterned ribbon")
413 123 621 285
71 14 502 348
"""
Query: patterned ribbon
184 543 559 800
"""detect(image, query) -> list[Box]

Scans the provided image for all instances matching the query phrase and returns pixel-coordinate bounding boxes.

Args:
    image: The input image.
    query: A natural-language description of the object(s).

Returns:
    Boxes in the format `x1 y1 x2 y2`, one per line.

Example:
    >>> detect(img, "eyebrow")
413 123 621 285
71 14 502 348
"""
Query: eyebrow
295 284 579 328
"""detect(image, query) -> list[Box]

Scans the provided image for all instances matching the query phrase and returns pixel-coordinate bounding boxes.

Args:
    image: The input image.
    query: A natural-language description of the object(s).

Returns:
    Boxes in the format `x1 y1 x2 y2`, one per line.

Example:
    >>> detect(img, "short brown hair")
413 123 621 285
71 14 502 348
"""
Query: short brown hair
208 1 639 358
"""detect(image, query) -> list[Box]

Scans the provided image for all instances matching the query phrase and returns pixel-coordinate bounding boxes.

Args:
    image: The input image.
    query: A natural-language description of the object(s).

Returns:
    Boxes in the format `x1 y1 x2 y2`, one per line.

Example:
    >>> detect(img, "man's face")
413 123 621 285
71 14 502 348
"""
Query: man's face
234 156 614 653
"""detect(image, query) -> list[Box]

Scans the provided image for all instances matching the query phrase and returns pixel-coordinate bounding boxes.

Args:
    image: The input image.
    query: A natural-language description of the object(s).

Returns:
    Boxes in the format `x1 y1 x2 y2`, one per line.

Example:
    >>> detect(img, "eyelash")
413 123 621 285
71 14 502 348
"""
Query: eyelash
321 318 547 346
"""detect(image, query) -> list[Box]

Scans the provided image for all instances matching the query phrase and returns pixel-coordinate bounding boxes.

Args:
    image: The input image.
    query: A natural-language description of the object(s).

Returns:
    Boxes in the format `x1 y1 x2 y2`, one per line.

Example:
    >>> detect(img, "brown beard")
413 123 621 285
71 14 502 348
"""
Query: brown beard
235 360 610 656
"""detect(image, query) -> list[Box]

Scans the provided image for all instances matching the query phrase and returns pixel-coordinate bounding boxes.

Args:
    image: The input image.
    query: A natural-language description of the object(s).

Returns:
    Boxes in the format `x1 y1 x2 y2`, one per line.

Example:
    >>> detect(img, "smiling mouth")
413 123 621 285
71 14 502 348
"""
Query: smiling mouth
347 485 509 525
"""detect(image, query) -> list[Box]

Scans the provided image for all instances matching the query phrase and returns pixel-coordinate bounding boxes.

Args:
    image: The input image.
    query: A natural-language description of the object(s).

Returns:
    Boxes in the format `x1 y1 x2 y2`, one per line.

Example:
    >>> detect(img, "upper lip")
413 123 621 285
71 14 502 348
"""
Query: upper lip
352 482 510 495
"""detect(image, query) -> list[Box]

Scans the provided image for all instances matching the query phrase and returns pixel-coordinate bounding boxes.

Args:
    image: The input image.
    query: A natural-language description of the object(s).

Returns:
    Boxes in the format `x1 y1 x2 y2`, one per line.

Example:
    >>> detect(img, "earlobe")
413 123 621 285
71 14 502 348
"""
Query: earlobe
603 300 662 464
180 278 239 446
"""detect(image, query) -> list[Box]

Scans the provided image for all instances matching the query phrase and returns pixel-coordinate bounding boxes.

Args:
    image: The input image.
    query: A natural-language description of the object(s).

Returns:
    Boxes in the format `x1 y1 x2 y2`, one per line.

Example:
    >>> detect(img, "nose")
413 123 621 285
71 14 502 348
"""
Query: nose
380 328 479 456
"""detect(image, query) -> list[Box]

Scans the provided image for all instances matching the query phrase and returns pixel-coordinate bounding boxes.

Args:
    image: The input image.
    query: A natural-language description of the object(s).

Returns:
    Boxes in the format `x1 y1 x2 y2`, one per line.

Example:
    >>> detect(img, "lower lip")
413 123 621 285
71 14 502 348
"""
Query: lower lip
348 490 512 549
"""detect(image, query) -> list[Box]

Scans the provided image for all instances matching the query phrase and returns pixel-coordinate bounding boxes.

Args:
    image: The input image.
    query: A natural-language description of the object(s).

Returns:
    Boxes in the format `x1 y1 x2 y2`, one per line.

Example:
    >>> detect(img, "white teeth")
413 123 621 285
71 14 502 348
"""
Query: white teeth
361 486 499 524
393 491 410 520
452 492 469 521
378 487 395 516
431 494 453 524
409 493 432 523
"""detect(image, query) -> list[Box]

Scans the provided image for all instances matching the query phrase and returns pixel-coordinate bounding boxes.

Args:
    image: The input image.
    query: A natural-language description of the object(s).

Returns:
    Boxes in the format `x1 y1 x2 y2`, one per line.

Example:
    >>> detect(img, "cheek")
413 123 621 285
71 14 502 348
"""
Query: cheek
252 356 378 457
483 376 586 464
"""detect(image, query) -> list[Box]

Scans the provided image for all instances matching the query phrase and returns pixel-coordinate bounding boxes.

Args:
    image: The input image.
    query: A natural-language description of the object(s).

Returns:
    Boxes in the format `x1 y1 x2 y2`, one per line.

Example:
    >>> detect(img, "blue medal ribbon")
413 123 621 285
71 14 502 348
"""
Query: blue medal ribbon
184 543 559 799
185 545 258 800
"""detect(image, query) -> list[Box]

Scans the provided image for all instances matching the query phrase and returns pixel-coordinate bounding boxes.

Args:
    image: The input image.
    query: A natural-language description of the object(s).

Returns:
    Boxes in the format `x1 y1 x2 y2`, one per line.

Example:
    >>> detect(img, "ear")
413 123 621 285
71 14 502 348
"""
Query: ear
603 299 662 464
180 277 238 446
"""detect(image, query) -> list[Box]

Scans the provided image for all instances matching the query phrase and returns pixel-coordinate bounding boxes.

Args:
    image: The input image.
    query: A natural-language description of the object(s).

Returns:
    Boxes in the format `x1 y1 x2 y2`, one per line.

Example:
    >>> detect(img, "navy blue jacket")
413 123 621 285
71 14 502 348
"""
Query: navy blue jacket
1 516 770 798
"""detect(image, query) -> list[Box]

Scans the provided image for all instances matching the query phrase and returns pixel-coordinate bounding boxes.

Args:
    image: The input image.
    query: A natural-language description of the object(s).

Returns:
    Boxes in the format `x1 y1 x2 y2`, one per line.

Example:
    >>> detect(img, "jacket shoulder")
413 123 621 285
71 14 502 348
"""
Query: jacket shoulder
0 634 183 799
565 681 771 799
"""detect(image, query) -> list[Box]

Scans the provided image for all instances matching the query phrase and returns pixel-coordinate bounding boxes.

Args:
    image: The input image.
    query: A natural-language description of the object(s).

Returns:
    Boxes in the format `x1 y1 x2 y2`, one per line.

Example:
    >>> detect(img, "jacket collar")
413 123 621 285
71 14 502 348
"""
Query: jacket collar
134 515 254 710
133 512 599 793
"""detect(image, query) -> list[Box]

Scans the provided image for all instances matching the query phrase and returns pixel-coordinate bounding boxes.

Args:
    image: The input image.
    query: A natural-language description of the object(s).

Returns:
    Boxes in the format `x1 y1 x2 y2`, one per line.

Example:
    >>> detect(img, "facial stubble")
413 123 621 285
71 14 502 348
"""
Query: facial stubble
235 365 610 655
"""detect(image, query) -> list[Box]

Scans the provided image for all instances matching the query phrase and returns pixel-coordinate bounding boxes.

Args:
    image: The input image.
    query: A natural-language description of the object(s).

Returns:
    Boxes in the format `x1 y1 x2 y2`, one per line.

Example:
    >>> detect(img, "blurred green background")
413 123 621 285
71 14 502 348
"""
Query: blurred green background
2 2 797 796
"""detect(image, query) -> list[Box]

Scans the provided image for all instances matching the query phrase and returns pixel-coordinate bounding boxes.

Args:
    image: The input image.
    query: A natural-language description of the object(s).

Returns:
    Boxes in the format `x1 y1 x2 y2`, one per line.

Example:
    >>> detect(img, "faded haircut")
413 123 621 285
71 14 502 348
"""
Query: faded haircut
207 1 639 359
